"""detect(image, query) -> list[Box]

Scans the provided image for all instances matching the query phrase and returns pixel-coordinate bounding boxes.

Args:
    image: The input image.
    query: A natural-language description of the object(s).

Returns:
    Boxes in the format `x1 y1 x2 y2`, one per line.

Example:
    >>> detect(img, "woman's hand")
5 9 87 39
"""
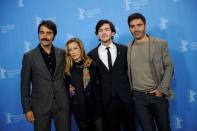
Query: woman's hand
69 84 75 96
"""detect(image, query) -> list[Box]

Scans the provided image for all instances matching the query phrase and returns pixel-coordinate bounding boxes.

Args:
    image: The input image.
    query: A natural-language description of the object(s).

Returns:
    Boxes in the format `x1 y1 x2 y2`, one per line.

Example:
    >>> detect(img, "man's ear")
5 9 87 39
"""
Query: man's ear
112 32 115 37
145 23 147 29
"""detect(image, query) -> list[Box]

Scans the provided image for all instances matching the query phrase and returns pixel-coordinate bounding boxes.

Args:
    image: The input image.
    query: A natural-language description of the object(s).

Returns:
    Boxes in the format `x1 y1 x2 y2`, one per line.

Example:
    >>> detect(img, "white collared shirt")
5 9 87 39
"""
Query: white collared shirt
98 42 117 70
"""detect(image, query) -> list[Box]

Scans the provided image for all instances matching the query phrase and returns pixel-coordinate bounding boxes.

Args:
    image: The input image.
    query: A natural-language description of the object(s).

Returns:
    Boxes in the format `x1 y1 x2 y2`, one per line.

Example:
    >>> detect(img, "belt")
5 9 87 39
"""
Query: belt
133 89 156 95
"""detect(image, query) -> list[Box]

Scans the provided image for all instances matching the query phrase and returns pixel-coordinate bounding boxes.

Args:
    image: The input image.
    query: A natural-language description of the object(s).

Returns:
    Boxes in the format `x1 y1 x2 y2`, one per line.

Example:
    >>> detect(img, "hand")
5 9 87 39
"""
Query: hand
25 111 35 123
150 89 163 97
84 59 92 67
69 84 75 96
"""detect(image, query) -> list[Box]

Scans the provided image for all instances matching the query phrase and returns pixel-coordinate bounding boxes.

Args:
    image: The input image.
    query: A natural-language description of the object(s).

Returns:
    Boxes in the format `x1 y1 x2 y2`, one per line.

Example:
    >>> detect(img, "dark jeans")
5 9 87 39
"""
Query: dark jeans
133 90 171 131
104 95 136 131
76 118 104 131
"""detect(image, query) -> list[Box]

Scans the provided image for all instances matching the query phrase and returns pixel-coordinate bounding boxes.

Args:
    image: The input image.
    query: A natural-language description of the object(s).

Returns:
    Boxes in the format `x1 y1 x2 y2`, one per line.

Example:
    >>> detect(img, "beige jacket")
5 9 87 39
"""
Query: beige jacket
127 35 174 99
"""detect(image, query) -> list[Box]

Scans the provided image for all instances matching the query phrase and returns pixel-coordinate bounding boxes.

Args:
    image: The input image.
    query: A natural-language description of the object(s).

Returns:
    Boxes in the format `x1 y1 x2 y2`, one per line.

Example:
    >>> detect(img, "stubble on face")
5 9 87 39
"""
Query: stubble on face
39 26 54 48
129 19 147 42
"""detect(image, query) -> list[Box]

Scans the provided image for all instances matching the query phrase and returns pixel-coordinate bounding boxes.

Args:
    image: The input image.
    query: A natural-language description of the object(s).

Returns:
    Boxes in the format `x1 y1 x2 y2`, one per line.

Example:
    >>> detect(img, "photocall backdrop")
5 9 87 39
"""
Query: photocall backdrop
0 0 197 131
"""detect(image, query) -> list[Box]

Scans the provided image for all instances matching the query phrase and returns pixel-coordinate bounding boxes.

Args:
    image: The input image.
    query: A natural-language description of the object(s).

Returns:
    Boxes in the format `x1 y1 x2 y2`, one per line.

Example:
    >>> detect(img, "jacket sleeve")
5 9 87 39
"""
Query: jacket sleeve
90 61 102 102
157 40 174 97
21 53 32 113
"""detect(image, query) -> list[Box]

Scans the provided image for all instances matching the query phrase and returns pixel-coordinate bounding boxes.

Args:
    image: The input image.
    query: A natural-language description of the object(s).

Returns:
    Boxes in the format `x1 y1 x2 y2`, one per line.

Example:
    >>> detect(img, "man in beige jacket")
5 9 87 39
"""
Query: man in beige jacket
127 12 173 131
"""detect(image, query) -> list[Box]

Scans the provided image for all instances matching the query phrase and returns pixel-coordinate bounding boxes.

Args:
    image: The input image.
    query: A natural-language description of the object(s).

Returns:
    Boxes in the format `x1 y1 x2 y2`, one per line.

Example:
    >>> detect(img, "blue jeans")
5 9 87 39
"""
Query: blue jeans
133 90 171 131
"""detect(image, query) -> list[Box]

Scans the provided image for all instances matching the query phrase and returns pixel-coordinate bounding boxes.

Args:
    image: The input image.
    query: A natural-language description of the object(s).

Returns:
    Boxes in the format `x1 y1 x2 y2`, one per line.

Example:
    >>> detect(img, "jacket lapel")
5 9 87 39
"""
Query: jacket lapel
149 36 155 62
112 43 121 68
34 46 51 78
53 47 63 77
94 46 109 71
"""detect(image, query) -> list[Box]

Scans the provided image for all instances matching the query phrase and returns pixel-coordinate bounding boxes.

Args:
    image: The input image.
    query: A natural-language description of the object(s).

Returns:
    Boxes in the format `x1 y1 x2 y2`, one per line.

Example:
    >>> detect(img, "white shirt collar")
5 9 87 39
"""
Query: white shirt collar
98 42 117 69
100 42 114 50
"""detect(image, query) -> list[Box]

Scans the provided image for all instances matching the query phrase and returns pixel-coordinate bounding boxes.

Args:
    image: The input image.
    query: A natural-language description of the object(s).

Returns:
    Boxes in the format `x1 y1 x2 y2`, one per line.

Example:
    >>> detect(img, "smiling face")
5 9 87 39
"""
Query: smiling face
129 18 146 41
67 41 82 62
38 25 54 47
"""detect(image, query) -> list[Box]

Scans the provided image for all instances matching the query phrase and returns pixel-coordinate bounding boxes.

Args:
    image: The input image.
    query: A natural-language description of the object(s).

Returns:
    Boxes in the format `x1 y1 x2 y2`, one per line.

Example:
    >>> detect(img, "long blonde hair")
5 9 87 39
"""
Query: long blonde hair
64 37 92 75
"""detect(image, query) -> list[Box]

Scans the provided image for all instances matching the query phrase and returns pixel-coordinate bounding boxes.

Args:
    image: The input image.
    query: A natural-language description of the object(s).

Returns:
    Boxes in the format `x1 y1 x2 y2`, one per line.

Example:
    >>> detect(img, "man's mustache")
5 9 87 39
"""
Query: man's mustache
41 38 50 41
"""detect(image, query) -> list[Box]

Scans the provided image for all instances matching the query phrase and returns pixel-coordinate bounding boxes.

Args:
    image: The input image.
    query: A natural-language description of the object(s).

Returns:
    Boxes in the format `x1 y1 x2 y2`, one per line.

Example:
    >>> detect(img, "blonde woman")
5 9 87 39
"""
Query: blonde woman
64 38 103 131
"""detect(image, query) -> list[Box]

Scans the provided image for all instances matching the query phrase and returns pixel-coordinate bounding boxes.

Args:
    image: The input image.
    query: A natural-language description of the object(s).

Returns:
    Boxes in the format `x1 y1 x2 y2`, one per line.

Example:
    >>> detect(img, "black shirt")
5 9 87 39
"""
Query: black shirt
39 44 56 76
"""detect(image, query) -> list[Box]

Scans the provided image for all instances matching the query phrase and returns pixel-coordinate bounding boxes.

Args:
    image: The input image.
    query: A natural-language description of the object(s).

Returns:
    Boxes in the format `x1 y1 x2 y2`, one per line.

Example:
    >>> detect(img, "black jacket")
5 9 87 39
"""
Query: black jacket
65 61 102 121
88 43 132 106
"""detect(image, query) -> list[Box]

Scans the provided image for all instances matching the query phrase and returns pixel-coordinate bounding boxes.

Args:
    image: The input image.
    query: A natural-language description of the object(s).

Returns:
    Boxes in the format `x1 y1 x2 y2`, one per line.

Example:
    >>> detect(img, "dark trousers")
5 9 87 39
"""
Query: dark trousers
34 100 70 131
133 91 171 131
104 95 135 131
76 118 104 131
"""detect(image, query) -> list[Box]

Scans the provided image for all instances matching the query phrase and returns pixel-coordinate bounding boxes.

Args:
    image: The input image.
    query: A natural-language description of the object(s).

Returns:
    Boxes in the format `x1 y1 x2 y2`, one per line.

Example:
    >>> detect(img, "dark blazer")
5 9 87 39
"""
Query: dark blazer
88 43 132 106
65 61 102 121
21 45 70 114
